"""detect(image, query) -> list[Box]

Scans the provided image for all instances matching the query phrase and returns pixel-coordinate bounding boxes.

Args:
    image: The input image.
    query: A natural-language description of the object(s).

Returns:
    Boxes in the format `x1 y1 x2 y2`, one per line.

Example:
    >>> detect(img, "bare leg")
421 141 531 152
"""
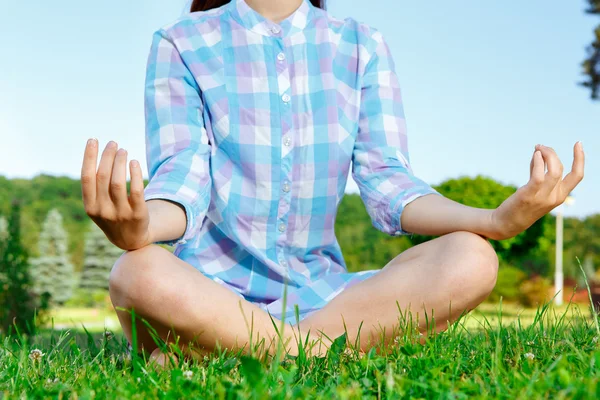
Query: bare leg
298 231 499 351
108 245 328 362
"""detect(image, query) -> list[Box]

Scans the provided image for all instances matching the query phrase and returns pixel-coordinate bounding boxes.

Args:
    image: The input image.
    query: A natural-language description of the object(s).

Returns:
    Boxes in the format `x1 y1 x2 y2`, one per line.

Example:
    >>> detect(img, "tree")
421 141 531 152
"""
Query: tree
0 201 48 336
582 0 600 99
336 193 414 272
408 176 548 273
80 222 124 291
563 214 600 281
29 208 75 306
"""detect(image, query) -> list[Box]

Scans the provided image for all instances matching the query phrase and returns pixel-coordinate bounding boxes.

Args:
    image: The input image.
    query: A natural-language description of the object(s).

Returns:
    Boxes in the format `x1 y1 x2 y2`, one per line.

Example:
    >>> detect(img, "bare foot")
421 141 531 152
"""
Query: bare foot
148 347 179 369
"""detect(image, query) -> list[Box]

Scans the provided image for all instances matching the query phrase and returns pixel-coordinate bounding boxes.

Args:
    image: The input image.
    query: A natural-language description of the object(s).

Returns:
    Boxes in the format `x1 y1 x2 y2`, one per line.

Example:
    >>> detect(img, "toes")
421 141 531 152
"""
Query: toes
149 348 179 369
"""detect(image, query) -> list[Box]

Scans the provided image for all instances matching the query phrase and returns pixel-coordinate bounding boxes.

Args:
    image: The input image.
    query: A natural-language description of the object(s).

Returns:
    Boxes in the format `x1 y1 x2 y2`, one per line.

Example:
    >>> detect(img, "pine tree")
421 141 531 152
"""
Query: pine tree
80 222 124 291
30 208 75 306
0 201 48 335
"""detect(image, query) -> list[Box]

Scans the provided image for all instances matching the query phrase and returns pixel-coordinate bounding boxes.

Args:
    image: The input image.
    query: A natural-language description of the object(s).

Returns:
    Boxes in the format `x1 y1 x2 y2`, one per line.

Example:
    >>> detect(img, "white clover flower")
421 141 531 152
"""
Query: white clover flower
524 352 535 360
29 349 44 362
183 370 193 380
593 336 599 344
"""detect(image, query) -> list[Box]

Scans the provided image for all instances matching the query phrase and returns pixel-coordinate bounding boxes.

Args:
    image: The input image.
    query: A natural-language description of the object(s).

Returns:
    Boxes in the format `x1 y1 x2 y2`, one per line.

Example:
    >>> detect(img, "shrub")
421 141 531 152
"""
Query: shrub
65 287 112 311
519 276 552 307
488 264 527 303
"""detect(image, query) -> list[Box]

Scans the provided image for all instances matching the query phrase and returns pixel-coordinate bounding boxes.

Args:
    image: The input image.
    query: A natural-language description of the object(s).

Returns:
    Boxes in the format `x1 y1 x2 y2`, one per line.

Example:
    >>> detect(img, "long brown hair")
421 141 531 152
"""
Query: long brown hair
190 0 325 12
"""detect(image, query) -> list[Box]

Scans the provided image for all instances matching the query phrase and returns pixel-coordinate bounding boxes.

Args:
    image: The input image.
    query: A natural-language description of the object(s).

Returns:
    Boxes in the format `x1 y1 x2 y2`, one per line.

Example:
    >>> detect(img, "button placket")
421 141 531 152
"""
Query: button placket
274 37 293 276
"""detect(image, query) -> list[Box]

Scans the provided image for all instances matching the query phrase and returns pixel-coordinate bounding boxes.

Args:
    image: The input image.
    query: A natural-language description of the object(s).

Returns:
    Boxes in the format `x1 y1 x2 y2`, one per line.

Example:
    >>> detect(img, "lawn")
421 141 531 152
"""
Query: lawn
1 301 600 399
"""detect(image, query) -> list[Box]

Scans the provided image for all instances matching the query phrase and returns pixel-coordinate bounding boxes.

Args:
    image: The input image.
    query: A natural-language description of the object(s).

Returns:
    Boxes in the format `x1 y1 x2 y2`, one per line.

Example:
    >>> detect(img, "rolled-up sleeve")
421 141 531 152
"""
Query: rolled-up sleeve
143 29 212 246
351 30 440 236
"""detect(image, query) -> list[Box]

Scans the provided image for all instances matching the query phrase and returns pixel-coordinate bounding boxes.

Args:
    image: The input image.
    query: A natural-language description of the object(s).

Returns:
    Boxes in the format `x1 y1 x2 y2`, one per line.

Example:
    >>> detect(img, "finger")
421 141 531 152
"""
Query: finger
537 145 563 190
96 141 119 205
561 141 585 193
529 150 544 188
110 148 131 213
81 138 98 212
129 160 147 217
529 149 534 176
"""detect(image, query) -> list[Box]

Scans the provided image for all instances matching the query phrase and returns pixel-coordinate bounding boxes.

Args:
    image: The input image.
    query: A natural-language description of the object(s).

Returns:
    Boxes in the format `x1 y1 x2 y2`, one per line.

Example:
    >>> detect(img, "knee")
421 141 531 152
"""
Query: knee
108 244 168 307
442 231 499 299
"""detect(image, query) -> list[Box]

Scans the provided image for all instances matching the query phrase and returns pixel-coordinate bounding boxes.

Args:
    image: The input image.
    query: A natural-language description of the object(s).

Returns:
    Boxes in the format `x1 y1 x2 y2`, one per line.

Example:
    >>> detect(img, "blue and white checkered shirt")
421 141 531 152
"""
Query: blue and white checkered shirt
143 0 439 322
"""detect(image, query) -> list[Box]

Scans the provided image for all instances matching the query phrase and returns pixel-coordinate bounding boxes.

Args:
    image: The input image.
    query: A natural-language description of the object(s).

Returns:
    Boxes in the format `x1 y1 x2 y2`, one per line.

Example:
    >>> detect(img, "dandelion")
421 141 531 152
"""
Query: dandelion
29 349 44 362
524 352 535 360
183 370 193 380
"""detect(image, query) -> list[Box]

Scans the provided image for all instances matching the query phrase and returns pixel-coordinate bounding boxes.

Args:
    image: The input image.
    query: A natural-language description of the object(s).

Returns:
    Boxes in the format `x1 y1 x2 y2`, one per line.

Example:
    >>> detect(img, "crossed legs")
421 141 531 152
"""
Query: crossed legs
108 231 498 364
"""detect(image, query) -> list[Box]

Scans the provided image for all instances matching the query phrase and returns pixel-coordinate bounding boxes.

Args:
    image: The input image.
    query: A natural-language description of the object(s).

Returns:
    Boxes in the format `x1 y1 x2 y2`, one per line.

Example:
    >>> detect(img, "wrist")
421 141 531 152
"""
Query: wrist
478 209 500 240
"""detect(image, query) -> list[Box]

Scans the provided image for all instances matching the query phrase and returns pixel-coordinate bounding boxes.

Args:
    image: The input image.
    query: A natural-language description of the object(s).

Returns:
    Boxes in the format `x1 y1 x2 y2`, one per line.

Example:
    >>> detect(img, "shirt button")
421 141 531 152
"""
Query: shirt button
282 93 291 103
283 136 292 147
282 182 290 193
280 260 287 267
278 223 286 232
277 52 286 61
271 26 281 34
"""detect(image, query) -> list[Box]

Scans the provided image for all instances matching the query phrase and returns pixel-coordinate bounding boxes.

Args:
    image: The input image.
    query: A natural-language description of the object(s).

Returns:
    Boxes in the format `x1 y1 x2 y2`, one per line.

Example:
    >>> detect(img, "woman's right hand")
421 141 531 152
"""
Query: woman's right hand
81 138 153 251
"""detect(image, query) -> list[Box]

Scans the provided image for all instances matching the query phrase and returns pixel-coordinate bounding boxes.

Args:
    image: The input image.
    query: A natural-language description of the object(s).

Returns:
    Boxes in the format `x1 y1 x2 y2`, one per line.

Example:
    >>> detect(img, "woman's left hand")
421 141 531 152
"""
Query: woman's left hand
487 142 585 241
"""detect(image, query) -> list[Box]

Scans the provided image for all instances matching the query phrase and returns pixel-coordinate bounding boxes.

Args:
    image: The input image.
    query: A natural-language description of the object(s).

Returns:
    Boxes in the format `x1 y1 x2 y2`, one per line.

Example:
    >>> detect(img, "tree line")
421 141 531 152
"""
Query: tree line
0 173 598 334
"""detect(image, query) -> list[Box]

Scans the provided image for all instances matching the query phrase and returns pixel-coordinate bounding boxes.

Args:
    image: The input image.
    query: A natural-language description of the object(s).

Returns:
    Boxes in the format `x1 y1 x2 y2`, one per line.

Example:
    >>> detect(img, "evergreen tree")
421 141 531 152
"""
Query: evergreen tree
80 222 124 291
0 201 48 335
30 208 75 306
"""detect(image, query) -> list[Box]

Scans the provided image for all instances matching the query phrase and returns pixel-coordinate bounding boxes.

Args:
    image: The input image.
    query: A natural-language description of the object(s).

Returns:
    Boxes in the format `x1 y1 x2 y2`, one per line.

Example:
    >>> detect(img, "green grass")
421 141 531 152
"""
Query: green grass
2 300 600 399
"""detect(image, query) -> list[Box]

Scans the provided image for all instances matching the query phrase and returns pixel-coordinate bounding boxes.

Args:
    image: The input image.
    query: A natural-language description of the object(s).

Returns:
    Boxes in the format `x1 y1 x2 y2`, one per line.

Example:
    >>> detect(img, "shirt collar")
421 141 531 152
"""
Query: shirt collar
228 0 314 38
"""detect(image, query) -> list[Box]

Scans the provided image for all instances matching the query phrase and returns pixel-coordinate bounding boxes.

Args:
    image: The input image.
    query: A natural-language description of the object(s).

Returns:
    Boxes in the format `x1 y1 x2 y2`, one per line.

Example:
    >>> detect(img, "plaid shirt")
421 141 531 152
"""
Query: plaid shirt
143 0 439 315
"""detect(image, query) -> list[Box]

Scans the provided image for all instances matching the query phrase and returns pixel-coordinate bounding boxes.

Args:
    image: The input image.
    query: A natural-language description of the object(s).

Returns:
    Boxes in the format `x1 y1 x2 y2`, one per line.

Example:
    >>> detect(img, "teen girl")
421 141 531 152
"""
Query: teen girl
80 0 584 365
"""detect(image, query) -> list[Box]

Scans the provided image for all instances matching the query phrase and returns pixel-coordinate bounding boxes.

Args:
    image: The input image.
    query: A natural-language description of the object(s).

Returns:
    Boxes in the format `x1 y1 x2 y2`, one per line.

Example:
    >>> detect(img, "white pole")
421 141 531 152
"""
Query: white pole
554 205 564 306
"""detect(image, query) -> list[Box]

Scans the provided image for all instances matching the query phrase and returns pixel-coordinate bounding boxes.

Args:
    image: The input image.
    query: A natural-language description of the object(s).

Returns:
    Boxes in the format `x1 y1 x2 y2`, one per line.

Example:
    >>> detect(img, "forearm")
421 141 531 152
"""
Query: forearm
401 194 496 238
146 199 187 244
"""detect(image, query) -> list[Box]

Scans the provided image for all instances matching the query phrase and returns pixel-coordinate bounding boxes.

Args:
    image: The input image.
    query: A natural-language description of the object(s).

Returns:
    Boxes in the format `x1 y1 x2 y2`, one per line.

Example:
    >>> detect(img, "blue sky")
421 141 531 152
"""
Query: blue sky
1 1 598 217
